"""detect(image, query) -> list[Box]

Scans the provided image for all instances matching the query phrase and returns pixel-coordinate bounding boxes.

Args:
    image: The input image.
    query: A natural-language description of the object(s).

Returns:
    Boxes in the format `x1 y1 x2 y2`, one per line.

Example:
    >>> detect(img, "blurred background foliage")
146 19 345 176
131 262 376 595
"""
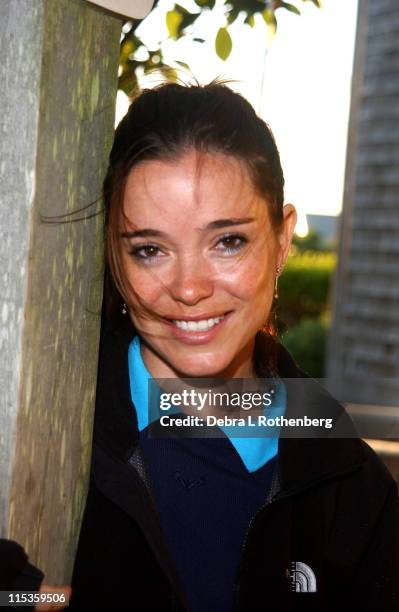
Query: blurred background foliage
119 0 321 94
276 233 336 378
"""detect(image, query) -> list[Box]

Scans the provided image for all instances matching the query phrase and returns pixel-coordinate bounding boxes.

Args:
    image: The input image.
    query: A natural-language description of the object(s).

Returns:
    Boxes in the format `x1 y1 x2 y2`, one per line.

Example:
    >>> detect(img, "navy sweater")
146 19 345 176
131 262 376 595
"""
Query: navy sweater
139 429 276 612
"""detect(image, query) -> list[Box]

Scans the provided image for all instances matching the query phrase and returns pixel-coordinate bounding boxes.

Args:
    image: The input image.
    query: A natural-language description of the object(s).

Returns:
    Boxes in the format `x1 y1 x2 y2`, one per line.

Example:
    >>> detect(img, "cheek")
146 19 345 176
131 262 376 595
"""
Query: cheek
124 262 166 306
221 253 273 301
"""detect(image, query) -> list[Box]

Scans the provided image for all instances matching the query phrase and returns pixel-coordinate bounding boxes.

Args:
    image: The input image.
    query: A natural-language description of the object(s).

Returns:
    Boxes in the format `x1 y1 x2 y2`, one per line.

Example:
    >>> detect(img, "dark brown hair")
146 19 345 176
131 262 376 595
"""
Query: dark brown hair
103 78 285 376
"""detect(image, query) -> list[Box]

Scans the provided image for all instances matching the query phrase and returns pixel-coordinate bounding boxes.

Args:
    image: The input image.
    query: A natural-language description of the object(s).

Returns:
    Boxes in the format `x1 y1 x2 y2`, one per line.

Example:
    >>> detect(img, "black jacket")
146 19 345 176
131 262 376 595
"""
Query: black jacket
69 316 399 611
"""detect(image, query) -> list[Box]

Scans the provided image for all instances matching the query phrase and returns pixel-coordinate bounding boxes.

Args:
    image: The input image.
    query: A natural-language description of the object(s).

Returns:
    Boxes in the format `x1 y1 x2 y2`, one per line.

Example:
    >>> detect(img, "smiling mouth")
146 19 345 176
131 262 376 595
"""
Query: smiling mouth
164 311 232 332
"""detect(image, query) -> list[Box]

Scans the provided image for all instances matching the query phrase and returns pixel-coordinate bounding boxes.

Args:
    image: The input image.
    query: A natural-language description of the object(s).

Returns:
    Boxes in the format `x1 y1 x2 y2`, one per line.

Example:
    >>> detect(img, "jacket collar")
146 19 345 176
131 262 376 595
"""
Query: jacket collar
93 315 365 495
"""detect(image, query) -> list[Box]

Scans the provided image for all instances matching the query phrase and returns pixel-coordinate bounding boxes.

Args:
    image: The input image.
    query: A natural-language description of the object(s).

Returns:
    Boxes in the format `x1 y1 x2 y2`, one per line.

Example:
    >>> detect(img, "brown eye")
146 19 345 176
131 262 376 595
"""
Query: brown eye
216 233 248 254
141 246 160 257
129 244 162 262
222 236 240 248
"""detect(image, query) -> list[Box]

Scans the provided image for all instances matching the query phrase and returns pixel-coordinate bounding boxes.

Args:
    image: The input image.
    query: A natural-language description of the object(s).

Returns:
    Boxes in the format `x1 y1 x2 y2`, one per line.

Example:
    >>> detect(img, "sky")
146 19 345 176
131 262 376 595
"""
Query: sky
115 0 359 234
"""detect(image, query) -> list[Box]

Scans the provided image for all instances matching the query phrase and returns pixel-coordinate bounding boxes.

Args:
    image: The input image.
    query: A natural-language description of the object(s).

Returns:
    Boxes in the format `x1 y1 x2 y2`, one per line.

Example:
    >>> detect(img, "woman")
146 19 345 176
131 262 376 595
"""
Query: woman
66 80 399 611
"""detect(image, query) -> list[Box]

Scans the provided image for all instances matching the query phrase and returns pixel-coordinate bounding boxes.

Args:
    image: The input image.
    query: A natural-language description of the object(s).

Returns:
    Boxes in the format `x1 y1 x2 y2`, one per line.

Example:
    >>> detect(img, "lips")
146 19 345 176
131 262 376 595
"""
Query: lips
162 311 233 345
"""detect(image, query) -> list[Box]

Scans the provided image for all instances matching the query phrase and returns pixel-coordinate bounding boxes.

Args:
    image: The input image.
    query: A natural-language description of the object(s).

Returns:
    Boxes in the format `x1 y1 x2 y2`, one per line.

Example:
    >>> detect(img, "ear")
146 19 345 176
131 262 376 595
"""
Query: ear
277 204 297 270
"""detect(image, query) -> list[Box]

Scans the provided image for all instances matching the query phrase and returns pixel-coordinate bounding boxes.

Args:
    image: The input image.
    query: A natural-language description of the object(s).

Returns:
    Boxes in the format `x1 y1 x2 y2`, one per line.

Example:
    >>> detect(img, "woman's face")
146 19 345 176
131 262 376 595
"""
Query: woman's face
119 150 296 378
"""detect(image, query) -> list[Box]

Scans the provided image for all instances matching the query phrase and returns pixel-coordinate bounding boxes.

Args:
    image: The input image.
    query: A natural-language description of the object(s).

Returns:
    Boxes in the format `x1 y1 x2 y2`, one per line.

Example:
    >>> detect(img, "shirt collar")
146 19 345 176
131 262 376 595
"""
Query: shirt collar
128 335 286 473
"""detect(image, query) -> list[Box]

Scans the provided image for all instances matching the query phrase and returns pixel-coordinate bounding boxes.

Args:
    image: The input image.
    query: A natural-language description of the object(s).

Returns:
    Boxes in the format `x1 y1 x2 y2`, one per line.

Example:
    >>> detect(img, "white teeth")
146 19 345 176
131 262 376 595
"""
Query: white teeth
172 315 225 332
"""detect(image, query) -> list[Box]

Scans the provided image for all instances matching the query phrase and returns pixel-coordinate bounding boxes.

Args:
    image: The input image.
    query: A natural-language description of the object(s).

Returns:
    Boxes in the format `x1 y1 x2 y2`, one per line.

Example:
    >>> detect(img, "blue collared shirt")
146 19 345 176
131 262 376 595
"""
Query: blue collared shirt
128 335 286 473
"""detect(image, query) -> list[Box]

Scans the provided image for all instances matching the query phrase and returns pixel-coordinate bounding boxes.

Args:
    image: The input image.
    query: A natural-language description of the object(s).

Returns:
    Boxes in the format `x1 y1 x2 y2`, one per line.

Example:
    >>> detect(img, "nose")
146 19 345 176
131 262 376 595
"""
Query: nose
168 255 214 305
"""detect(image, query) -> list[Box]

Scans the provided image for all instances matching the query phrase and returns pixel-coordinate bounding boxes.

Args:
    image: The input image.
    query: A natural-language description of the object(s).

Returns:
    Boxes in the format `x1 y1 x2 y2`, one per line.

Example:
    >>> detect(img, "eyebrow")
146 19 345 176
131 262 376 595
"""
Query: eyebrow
119 217 255 239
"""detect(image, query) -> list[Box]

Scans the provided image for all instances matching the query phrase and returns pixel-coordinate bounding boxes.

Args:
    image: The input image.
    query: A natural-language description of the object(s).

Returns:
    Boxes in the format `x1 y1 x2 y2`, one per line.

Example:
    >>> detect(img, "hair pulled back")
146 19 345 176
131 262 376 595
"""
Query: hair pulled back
103 79 285 376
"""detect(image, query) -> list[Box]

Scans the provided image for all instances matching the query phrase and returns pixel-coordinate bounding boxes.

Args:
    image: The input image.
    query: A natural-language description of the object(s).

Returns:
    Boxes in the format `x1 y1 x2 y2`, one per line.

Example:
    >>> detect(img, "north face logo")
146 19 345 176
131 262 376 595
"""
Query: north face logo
288 561 317 593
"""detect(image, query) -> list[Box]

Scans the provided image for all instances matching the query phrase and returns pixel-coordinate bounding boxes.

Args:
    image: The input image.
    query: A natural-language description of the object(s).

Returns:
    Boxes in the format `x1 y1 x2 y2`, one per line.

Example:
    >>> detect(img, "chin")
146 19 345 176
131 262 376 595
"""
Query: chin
173 357 231 379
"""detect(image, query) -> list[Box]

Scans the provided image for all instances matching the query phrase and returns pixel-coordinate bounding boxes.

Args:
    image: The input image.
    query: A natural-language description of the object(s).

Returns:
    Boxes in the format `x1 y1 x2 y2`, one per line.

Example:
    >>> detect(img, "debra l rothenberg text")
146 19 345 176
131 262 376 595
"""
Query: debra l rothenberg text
159 414 334 429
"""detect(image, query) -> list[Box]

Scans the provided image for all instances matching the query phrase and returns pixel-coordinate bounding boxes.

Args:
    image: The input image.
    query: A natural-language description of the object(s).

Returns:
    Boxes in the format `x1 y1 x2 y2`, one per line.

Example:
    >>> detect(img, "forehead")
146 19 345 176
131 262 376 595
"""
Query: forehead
122 150 267 225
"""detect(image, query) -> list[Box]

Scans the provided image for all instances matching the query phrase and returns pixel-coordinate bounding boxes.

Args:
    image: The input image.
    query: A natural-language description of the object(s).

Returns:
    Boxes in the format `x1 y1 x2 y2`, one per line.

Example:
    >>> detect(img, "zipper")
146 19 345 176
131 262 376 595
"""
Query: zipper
126 445 189 611
232 466 280 610
171 592 184 611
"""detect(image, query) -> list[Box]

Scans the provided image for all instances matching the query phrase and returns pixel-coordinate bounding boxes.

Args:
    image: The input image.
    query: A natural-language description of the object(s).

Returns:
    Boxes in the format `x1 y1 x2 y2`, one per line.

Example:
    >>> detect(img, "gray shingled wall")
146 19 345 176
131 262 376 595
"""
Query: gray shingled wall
327 0 399 410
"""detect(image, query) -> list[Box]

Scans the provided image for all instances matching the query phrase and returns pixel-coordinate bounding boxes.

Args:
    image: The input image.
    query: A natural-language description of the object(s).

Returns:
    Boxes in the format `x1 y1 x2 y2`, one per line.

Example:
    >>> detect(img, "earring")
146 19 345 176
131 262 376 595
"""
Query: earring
122 303 127 315
274 265 282 300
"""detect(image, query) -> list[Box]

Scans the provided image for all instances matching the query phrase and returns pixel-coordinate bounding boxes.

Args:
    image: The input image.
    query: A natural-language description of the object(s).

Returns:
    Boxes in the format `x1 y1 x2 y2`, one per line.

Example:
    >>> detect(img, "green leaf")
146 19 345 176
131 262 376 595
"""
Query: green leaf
160 66 178 82
120 39 136 62
280 1 301 15
166 10 183 38
245 14 256 27
303 0 321 6
194 0 215 7
179 11 199 32
226 8 240 25
193 37 205 43
166 5 198 39
174 3 189 14
262 9 277 32
215 27 232 61
175 60 190 69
